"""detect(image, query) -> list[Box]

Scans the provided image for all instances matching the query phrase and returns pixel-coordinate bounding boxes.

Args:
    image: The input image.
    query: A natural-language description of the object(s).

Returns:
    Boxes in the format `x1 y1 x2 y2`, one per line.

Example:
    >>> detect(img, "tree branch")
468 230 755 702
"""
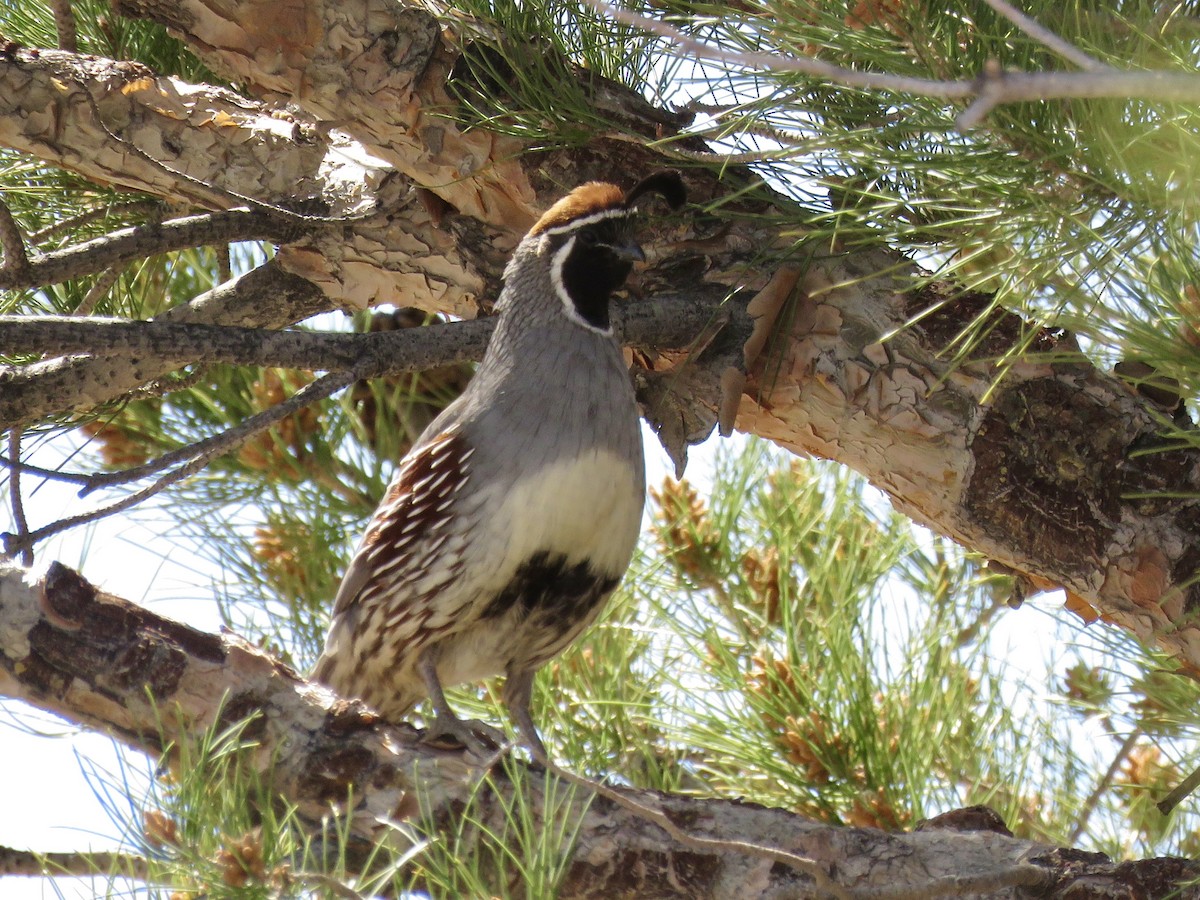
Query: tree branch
0 259 332 428
980 0 1104 72
0 197 30 279
0 209 310 291
0 845 147 880
5 562 1200 897
586 0 1200 130
0 47 375 215
7 560 1200 899
0 291 729 382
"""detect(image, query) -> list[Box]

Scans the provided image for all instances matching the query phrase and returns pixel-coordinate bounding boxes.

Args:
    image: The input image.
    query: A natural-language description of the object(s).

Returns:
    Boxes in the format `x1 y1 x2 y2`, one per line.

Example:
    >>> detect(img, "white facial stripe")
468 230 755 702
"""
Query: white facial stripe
539 207 632 237
549 235 614 335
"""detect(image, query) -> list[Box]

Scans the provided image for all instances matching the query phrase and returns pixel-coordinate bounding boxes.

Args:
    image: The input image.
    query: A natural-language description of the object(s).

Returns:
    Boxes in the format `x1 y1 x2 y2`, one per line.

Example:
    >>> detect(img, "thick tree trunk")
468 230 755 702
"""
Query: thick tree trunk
4 561 1198 899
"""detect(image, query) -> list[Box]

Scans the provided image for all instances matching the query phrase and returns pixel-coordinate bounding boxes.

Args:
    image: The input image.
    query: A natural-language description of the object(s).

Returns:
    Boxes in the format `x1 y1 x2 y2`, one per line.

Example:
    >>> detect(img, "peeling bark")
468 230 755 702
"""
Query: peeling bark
5 560 1200 899
733 259 1200 672
0 46 492 315
111 0 540 228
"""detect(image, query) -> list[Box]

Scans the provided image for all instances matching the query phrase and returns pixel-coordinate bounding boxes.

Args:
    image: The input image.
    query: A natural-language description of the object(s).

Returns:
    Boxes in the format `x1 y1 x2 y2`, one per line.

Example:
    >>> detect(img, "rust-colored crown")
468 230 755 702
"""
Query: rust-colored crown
528 171 686 237
529 182 626 236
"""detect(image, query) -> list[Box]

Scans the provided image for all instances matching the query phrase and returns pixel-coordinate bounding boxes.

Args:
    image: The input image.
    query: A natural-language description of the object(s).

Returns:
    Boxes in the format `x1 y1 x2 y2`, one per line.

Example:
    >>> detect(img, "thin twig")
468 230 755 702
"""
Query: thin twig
586 0 1200 129
73 264 125 317
5 431 33 566
0 844 148 879
981 0 1104 72
0 196 31 277
0 371 358 555
49 0 79 52
1070 728 1141 840
79 369 358 495
0 454 91 486
29 200 163 245
0 209 305 290
1158 755 1200 816
216 243 233 284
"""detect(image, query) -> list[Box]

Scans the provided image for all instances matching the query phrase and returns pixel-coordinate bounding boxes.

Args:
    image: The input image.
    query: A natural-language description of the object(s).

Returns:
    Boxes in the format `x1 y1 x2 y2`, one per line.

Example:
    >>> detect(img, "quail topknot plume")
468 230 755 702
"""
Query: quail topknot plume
313 172 687 756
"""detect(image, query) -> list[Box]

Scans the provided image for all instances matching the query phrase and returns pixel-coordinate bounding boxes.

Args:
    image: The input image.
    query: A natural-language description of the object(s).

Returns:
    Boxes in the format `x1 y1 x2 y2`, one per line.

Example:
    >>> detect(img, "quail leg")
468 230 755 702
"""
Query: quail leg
417 650 507 755
503 666 549 761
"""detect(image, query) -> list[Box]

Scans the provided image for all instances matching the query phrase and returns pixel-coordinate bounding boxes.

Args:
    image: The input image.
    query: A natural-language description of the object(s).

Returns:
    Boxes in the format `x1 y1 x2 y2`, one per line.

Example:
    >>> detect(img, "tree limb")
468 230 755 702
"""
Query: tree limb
0 291 729 384
0 209 309 291
0 46 373 215
0 845 147 880
0 46 495 317
0 259 331 428
6 560 1200 899
587 0 1200 130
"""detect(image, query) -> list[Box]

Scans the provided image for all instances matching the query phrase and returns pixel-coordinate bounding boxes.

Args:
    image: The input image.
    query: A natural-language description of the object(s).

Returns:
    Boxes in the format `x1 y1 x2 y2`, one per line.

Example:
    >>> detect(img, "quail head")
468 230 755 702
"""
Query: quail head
313 172 687 756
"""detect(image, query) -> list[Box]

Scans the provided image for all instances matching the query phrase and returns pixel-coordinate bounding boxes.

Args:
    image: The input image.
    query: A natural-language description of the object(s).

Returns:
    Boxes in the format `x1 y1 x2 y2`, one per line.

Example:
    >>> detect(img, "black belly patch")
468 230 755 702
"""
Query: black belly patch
482 550 618 623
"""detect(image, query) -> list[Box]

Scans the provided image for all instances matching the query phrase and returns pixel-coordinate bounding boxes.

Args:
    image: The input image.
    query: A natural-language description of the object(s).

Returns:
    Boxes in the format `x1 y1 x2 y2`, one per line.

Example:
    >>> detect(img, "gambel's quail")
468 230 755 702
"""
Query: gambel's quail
314 172 686 755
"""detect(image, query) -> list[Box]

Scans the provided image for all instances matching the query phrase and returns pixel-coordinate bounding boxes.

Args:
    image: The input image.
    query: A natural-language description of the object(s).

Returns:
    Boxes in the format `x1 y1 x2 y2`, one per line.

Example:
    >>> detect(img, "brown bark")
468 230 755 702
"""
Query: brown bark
5 560 1200 899
734 262 1200 670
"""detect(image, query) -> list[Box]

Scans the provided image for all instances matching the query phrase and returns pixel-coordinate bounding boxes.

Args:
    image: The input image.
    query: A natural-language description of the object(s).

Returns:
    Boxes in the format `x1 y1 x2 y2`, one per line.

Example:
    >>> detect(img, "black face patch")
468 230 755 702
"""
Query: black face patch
482 550 618 623
558 219 637 331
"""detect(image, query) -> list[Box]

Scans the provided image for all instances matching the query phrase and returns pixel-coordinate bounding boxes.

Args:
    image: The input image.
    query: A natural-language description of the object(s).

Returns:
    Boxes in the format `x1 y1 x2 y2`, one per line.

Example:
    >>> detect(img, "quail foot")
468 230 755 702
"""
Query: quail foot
313 173 687 758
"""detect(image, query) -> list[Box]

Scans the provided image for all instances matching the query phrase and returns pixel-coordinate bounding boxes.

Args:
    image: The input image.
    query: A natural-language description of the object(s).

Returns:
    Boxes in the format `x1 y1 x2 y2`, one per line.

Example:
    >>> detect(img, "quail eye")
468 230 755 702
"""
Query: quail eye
577 230 599 247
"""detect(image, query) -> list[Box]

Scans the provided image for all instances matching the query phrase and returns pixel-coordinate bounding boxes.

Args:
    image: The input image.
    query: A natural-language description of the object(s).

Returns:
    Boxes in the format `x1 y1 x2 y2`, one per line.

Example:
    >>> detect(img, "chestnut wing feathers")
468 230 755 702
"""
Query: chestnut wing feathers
328 427 475 638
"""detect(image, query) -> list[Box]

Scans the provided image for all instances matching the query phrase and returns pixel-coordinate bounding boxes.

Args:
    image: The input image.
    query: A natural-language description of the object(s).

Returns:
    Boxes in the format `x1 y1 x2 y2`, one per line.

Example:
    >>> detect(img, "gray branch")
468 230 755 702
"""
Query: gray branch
0 259 333 428
0 209 312 290
0 287 734 425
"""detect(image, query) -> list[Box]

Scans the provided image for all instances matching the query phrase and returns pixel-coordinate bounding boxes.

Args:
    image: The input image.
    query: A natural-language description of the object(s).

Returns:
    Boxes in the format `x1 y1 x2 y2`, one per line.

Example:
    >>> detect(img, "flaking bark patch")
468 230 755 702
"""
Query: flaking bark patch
966 378 1123 574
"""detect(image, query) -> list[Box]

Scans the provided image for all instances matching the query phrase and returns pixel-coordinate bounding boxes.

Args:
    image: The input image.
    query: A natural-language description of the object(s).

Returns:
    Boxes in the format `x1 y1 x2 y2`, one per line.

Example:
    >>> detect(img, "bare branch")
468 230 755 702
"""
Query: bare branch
0 209 310 291
586 0 1200 128
0 289 729 394
1070 729 1142 843
4 432 32 567
0 197 30 279
0 259 334 429
0 370 358 557
29 200 163 245
1158 759 1200 816
79 369 359 496
0 845 147 880
72 265 125 317
981 0 1104 72
0 454 90 487
0 314 492 378
49 0 79 53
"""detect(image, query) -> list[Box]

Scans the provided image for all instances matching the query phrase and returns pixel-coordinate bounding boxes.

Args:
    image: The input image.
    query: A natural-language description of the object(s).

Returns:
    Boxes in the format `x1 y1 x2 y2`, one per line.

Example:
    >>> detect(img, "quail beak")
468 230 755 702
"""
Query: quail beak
609 240 646 264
